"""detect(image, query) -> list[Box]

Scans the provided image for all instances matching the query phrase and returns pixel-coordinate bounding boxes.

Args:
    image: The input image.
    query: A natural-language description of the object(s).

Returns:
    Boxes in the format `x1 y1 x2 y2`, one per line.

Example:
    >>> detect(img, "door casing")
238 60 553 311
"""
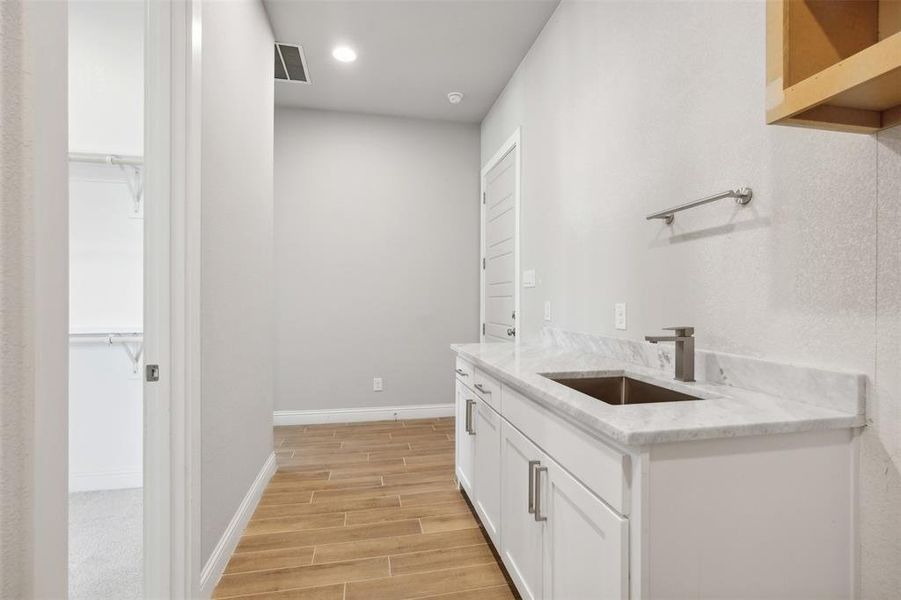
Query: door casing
144 0 203 596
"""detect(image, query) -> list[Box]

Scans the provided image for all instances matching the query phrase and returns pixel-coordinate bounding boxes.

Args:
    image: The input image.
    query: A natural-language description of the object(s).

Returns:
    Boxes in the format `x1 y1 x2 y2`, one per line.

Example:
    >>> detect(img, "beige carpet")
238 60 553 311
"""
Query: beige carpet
69 488 142 600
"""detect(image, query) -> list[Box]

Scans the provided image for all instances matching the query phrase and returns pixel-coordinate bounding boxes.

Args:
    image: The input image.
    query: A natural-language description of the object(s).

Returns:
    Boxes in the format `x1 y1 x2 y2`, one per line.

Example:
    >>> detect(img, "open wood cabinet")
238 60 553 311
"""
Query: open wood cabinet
767 0 901 133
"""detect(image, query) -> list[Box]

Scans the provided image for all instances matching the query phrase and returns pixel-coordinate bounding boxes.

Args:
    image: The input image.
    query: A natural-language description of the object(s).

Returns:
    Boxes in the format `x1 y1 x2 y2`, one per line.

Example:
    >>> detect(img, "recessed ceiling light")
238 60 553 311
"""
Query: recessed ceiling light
332 46 357 63
447 91 464 104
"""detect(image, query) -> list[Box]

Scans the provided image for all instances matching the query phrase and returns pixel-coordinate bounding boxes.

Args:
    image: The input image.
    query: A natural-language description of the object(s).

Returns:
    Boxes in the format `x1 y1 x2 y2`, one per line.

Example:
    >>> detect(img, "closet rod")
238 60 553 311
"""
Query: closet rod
69 152 143 167
69 331 143 343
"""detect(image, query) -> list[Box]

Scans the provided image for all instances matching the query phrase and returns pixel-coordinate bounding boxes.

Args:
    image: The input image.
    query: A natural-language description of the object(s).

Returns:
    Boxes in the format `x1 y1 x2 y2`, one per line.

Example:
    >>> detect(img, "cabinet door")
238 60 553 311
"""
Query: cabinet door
473 399 502 546
500 422 545 600
454 378 475 496
541 458 628 600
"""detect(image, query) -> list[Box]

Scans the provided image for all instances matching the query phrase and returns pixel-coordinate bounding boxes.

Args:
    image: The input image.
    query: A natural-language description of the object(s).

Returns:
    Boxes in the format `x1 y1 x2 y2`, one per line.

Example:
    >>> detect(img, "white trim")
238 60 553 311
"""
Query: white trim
69 469 143 492
274 404 455 426
199 452 278 597
480 128 522 343
25 2 70 595
144 1 203 597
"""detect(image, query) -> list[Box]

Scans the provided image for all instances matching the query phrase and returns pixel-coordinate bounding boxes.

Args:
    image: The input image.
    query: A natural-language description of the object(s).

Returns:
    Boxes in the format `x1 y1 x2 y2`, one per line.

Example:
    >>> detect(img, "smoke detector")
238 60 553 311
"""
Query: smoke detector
447 91 464 104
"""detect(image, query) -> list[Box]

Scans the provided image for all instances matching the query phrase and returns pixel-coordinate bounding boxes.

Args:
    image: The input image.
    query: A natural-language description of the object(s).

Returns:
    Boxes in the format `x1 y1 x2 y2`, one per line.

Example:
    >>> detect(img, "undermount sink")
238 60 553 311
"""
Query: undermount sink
544 375 701 406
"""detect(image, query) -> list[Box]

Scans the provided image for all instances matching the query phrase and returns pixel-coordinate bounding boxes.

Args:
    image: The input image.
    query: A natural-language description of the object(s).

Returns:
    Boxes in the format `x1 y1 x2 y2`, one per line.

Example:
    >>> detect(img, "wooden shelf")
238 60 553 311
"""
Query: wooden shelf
767 0 901 134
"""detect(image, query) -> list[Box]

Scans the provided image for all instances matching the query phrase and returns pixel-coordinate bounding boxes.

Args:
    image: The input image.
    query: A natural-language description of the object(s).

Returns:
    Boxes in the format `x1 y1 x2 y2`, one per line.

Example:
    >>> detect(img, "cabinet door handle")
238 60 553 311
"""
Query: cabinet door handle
455 368 468 377
528 460 540 514
465 399 476 435
474 383 491 394
534 465 548 522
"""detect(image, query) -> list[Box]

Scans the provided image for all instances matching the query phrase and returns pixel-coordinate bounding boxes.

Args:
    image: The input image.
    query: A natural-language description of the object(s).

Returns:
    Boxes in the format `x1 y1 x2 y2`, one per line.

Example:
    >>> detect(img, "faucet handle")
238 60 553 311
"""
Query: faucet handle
663 326 694 337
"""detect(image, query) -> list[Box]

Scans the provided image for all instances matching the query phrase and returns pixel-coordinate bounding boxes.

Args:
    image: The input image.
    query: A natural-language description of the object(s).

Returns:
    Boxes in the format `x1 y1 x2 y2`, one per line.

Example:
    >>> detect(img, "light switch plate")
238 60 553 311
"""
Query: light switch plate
544 301 552 321
373 377 383 392
523 269 536 288
615 303 627 330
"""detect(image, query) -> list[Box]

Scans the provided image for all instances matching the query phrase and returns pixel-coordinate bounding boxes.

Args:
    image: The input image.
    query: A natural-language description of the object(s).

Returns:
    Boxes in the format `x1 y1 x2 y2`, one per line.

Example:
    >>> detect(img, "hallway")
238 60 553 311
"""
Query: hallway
214 418 517 599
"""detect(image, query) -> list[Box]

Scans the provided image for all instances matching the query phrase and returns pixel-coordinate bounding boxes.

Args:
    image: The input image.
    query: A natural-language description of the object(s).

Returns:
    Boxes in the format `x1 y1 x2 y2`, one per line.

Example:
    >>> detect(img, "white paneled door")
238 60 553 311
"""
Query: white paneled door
482 131 519 342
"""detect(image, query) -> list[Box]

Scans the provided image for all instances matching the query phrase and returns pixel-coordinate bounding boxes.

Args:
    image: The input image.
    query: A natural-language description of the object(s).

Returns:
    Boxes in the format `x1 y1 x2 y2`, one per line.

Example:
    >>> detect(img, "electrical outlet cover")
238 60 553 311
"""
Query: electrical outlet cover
544 301 552 321
373 377 383 392
615 303 627 330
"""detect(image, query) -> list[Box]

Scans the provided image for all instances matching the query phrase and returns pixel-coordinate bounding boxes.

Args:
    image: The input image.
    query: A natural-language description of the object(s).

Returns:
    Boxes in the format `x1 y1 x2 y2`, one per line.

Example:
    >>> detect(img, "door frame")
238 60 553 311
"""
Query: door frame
480 128 522 343
144 0 203 597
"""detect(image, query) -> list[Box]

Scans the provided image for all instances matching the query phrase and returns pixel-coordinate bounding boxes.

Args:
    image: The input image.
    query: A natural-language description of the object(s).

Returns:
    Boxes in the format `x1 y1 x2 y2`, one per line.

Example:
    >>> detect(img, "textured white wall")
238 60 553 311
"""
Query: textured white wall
0 4 32 593
274 108 480 412
0 0 69 597
200 0 275 567
864 126 901 598
481 1 900 595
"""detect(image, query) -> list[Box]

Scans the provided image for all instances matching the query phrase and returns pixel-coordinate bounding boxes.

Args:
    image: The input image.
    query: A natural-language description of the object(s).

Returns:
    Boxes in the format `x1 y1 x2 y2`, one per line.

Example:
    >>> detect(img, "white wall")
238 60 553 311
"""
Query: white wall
201 0 275 567
864 126 901 598
274 108 480 414
67 0 144 491
481 1 900 595
0 1 69 596
68 0 144 156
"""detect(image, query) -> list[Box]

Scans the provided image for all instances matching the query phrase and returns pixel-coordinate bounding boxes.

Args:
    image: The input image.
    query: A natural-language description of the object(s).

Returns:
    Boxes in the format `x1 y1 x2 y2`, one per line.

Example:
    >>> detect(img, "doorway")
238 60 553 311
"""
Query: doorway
481 129 521 343
67 2 145 597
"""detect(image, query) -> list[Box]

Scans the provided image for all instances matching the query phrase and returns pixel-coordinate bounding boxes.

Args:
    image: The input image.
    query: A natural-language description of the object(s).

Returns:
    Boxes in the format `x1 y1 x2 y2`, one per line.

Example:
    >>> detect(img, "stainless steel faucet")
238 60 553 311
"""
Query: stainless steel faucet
645 327 695 382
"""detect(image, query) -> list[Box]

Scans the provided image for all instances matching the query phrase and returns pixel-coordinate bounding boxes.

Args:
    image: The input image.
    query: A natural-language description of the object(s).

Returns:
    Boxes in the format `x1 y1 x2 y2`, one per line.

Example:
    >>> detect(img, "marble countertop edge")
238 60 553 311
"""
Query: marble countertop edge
451 342 865 447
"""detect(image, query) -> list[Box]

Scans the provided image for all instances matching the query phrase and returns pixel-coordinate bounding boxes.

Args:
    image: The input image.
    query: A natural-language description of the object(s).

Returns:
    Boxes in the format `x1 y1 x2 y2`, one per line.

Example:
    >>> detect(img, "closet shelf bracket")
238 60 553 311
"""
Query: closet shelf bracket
119 164 144 215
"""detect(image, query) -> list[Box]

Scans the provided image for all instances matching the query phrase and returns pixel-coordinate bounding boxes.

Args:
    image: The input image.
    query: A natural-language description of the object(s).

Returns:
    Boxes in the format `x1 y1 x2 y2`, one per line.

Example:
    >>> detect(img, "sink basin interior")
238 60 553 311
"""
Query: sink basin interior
543 375 701 405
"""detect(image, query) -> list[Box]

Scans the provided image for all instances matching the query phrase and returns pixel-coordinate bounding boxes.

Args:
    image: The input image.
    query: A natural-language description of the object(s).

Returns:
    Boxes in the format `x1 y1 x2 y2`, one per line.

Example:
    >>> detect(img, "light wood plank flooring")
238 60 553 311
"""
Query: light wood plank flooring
214 417 519 600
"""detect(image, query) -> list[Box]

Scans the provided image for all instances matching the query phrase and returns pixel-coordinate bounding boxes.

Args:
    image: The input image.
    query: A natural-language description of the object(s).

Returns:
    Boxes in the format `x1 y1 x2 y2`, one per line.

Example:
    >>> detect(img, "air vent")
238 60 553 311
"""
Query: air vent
275 43 310 83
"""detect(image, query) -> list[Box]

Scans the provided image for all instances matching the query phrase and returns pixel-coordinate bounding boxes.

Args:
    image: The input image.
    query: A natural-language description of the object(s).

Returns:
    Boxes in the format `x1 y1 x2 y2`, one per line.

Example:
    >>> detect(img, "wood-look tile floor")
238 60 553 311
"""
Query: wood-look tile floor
214 418 519 600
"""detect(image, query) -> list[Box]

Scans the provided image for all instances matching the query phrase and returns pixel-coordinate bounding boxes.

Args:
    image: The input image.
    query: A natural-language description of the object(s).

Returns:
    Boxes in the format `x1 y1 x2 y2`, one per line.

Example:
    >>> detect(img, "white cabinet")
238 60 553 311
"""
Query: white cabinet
500 419 627 600
500 422 545 600
541 457 628 600
453 354 857 600
473 367 501 410
456 364 626 600
454 378 475 496
473 398 502 546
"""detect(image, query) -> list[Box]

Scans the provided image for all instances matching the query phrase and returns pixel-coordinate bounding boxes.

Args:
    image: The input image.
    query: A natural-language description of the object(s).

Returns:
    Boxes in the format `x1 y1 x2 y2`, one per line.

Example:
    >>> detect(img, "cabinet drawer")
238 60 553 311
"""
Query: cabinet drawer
503 385 629 515
455 357 474 384
473 368 501 410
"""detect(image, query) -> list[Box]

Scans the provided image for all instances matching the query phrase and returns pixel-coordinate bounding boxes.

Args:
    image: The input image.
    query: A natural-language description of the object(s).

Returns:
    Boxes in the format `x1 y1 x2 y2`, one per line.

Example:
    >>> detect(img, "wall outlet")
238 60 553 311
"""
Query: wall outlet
373 377 383 392
615 303 627 330
544 301 552 321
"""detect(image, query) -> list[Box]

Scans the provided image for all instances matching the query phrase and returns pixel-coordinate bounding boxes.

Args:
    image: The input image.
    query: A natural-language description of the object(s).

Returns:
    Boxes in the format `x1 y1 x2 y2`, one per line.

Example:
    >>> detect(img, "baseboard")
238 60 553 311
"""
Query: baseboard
69 468 142 492
199 451 277 597
273 403 454 426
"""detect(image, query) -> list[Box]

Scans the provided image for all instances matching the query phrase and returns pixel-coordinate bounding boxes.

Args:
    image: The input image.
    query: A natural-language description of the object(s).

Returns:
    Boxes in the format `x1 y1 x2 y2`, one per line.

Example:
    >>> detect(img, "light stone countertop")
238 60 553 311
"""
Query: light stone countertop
451 341 865 447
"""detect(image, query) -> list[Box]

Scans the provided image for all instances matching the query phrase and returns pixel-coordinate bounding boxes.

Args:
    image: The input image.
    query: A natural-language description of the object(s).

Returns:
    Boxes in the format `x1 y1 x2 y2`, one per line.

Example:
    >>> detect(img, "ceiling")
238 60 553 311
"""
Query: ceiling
264 0 560 123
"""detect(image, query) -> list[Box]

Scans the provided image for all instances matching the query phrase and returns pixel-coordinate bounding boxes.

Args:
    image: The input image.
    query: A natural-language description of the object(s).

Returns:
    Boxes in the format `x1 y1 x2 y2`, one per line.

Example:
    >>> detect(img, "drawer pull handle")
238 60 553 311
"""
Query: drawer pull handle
534 465 548 522
528 460 540 514
474 383 491 394
455 368 468 377
465 399 476 435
